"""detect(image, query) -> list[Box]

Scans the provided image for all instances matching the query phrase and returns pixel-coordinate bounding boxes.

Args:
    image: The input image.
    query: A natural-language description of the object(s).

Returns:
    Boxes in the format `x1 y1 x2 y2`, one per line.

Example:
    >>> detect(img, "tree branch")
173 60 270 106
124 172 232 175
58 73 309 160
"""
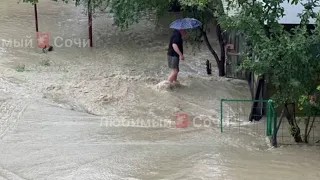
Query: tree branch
275 108 285 135
216 23 226 64
304 116 311 143
306 115 316 140
200 27 221 64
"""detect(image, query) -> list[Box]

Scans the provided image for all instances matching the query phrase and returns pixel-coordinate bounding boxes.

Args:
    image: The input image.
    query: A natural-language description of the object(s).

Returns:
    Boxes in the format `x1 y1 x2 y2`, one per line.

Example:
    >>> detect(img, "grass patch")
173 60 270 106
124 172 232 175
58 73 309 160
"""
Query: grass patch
15 64 25 72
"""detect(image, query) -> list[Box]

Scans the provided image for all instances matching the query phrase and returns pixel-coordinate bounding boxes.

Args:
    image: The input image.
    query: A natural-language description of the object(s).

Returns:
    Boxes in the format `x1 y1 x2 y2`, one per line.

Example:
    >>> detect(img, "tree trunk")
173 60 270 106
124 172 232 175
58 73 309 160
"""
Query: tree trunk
304 116 311 143
218 61 225 76
201 26 225 76
305 116 316 143
272 108 285 147
275 109 285 136
284 103 303 143
216 23 226 77
202 30 219 61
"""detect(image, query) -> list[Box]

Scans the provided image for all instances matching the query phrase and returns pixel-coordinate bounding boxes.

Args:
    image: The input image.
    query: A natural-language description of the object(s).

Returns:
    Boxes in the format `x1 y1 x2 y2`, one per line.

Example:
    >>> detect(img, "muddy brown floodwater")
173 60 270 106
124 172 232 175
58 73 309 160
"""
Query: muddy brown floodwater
0 0 320 180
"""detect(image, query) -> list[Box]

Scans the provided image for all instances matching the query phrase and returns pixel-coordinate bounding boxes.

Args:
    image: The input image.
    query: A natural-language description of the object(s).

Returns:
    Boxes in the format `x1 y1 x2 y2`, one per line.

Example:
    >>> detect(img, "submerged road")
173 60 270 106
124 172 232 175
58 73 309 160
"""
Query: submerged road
1 0 320 179
0 101 225 179
0 100 320 180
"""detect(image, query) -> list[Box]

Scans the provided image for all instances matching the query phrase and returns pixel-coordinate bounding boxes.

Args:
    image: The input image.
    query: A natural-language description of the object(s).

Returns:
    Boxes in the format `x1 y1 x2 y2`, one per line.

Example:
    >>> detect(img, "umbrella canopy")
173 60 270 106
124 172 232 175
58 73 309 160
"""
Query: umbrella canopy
169 18 201 30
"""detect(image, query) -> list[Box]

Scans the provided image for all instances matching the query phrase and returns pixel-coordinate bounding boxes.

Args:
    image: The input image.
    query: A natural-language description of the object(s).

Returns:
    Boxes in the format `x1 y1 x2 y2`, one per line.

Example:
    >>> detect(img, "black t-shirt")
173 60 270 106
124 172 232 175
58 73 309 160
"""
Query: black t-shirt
167 30 183 57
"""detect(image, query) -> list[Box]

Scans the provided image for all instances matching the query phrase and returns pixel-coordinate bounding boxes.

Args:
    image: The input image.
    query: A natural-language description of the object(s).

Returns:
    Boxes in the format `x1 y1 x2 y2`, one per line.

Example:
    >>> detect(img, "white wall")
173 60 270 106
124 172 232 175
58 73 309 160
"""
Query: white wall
279 1 320 24
222 0 320 24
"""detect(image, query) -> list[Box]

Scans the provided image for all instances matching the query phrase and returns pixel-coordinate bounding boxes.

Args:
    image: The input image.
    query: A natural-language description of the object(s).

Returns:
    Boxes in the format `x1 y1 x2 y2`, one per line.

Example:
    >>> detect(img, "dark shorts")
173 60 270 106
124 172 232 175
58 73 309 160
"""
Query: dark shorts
168 55 179 71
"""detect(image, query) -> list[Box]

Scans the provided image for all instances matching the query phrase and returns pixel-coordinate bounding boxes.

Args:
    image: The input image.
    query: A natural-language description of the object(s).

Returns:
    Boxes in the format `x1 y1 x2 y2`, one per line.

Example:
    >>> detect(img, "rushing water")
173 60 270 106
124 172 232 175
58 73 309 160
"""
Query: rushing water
0 1 320 179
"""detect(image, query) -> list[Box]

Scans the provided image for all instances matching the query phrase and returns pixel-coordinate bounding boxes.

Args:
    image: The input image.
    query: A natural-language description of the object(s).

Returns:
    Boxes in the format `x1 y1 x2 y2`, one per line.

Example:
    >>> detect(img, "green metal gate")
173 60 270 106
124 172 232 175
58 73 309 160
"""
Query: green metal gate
220 99 277 146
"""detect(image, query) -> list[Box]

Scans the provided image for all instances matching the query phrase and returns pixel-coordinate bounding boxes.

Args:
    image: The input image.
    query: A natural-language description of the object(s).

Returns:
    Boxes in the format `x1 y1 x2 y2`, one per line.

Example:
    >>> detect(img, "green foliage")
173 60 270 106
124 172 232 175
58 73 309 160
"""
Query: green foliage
22 0 171 30
109 0 170 30
22 0 223 43
22 0 109 12
298 95 308 110
238 56 252 71
21 0 38 4
179 0 216 51
298 87 320 115
179 0 209 8
221 0 320 108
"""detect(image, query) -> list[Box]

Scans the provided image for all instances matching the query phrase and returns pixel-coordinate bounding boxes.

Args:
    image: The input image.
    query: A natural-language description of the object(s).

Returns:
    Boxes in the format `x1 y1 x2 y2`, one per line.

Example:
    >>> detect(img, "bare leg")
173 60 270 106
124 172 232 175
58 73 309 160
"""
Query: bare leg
168 71 175 83
174 70 178 82
168 69 178 83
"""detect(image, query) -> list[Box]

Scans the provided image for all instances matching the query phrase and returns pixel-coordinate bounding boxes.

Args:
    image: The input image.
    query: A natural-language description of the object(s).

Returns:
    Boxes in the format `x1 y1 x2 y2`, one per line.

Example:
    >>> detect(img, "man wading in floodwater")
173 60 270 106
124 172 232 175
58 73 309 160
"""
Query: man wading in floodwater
167 29 185 83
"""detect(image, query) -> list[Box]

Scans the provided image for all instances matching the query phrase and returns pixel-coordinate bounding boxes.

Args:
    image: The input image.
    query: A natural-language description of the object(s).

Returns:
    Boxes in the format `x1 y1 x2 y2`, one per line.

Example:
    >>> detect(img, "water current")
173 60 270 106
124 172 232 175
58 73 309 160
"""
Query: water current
0 1 319 179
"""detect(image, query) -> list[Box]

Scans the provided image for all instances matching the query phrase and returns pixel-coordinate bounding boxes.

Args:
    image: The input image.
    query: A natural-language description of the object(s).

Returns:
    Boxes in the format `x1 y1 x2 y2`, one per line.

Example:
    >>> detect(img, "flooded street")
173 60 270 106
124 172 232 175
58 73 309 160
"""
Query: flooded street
0 0 320 179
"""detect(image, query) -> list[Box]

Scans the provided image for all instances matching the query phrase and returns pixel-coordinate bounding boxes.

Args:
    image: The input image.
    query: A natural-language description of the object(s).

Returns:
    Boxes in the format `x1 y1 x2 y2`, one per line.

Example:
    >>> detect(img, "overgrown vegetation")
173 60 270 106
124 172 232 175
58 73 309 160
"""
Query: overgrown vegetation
221 0 320 143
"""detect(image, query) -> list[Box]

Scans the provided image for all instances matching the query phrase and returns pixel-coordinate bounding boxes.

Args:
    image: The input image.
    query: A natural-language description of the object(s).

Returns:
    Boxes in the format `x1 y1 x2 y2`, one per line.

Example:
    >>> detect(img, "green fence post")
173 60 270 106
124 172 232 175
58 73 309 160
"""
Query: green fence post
266 100 272 136
266 100 270 136
218 99 278 147
220 99 224 133
273 110 277 147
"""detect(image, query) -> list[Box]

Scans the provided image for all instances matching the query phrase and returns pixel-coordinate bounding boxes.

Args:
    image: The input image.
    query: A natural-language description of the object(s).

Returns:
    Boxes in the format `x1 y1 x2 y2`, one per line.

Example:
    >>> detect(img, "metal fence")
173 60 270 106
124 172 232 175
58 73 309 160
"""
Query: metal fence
220 99 277 146
276 113 320 145
219 99 320 146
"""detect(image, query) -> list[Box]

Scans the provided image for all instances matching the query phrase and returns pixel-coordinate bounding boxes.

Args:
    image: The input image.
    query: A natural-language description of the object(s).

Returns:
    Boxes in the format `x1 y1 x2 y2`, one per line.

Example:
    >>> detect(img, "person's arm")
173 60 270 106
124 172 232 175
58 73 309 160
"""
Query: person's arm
172 44 183 57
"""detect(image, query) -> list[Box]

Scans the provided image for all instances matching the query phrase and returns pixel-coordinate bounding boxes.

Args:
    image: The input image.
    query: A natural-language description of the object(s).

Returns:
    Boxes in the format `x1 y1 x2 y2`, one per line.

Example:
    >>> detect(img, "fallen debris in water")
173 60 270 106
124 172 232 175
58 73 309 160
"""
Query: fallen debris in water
206 59 212 75
42 45 54 53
